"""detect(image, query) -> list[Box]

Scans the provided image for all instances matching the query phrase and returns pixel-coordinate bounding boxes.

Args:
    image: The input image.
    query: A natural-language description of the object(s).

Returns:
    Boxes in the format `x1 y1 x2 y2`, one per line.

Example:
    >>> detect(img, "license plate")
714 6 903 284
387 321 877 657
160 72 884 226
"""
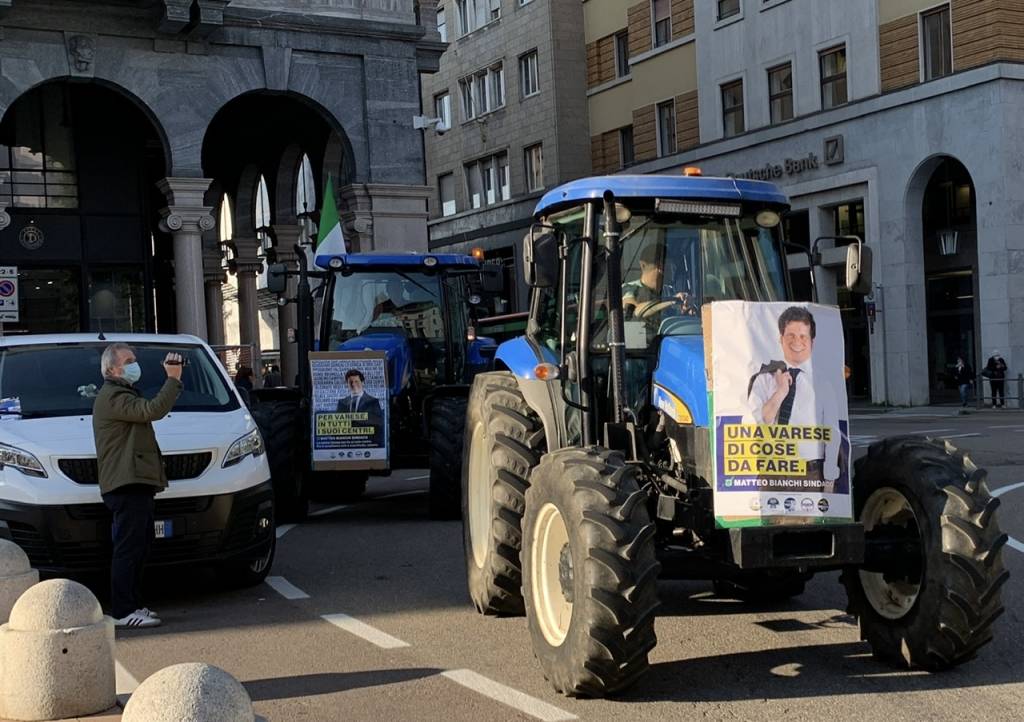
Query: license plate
154 520 173 539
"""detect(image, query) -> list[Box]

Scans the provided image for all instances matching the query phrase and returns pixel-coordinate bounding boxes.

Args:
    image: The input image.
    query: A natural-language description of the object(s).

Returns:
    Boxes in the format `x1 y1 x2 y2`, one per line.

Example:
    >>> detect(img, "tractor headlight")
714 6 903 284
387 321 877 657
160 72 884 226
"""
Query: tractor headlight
0 442 47 478
223 429 266 468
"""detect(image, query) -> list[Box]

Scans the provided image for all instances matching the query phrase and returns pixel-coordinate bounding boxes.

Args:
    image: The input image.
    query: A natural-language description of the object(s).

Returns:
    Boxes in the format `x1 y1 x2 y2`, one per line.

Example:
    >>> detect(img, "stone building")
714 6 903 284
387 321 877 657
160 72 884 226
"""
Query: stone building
584 0 1023 406
0 0 442 384
419 0 590 310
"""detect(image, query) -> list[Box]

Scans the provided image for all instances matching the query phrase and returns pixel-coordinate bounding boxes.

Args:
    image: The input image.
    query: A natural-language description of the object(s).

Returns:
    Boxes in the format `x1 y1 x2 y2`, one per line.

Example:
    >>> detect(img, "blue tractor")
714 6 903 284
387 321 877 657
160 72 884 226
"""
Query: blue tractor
460 175 1007 696
257 251 501 520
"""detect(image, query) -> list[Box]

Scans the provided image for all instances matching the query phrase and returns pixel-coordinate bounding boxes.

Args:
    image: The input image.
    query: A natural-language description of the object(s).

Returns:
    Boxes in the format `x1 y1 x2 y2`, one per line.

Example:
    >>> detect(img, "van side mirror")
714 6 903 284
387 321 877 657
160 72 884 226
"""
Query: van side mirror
845 242 873 295
267 263 287 295
524 225 559 288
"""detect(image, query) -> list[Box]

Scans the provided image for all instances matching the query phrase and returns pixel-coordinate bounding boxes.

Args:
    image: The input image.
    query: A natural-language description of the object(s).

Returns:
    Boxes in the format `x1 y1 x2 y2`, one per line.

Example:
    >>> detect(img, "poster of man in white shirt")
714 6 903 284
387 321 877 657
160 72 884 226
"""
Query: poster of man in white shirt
708 301 851 527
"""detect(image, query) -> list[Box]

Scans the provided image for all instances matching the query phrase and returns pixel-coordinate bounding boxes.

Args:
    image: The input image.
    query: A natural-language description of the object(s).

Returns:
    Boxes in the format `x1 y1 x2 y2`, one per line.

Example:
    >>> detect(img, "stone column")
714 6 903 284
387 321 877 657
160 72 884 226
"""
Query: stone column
230 236 263 381
272 224 302 387
157 178 215 339
202 238 227 347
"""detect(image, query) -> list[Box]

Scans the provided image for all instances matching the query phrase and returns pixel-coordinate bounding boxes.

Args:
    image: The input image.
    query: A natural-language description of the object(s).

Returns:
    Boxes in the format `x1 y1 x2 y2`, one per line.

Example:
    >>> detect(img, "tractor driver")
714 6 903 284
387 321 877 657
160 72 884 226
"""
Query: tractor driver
622 244 696 321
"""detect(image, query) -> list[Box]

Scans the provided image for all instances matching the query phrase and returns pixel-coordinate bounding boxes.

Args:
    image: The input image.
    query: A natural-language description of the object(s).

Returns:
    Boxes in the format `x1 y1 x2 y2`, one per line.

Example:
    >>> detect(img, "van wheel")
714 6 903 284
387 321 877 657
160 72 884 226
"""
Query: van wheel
252 400 308 522
429 396 467 520
223 536 276 588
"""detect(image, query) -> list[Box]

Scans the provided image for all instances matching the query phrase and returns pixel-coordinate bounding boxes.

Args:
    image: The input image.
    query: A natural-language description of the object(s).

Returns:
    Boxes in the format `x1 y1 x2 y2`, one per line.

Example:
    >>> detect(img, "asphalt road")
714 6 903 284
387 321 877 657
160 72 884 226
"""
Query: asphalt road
112 408 1024 721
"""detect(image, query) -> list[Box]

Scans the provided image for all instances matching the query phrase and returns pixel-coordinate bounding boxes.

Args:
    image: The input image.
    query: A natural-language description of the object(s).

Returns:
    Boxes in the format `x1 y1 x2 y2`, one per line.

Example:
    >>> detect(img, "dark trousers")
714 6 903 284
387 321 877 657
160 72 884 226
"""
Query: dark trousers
102 485 155 619
992 380 1005 407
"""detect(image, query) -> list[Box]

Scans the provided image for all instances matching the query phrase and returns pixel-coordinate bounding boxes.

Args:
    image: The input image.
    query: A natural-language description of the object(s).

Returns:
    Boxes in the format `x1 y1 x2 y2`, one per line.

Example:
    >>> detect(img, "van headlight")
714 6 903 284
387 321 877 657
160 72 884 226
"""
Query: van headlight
0 442 47 478
223 429 266 468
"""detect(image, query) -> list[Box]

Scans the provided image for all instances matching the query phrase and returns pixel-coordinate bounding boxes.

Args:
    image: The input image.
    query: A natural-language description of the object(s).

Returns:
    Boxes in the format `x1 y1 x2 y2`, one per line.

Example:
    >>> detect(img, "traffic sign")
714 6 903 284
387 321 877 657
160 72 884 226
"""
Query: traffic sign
0 266 19 323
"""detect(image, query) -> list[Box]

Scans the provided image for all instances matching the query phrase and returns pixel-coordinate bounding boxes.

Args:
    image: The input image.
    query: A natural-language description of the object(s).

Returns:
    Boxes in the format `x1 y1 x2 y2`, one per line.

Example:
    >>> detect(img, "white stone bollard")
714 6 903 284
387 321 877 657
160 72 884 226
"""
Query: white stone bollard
0 539 38 624
122 662 255 722
0 578 116 721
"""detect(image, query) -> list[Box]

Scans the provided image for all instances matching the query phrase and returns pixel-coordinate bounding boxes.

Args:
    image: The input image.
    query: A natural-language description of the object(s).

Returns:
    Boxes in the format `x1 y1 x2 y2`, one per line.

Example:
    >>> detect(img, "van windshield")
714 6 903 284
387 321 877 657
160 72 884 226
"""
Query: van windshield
0 343 239 418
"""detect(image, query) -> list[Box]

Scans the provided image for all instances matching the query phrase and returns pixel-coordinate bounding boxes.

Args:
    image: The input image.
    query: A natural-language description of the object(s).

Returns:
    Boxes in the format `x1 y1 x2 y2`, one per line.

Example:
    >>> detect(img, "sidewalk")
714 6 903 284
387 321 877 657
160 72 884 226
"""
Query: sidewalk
848 401 1022 417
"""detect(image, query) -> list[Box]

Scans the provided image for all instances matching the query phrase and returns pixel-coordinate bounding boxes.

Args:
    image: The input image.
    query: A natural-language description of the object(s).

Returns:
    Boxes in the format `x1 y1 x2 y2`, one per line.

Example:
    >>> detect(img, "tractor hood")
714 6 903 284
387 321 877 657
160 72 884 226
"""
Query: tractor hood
335 330 412 396
651 335 710 427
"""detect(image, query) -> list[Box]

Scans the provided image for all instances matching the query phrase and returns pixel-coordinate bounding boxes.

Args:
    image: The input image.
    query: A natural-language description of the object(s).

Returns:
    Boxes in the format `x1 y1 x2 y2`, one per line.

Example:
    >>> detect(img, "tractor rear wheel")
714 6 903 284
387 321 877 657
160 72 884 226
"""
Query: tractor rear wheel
522 447 660 697
462 371 543 615
841 436 1008 669
251 400 308 522
429 396 468 520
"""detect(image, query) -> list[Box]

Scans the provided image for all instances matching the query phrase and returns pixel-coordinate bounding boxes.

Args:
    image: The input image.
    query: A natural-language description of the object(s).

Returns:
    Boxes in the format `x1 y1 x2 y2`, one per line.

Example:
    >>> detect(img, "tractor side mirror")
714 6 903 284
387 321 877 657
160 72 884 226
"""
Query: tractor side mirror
267 263 287 295
479 262 505 295
524 225 558 288
844 242 873 295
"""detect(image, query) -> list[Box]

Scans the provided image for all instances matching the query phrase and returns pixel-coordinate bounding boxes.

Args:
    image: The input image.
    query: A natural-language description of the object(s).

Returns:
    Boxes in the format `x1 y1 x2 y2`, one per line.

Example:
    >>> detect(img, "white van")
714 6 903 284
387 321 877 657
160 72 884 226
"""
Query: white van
0 334 275 585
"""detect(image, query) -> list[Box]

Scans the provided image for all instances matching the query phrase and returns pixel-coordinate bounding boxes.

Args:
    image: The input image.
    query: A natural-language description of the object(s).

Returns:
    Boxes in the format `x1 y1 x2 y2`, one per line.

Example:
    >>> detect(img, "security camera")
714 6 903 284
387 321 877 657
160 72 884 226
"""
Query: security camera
413 115 450 135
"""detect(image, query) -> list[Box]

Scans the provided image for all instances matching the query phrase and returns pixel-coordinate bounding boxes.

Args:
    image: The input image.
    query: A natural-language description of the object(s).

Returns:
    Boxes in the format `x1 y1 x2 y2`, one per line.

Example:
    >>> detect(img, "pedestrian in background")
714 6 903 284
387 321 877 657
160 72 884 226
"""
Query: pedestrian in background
984 350 1008 408
93 344 183 628
263 364 283 387
953 355 974 408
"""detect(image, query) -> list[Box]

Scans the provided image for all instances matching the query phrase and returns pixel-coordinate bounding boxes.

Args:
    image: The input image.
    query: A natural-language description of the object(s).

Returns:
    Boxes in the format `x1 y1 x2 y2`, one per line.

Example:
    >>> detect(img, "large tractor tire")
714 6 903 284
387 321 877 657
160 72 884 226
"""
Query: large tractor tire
429 396 468 520
462 371 543 615
841 436 1008 670
251 400 308 522
522 447 660 697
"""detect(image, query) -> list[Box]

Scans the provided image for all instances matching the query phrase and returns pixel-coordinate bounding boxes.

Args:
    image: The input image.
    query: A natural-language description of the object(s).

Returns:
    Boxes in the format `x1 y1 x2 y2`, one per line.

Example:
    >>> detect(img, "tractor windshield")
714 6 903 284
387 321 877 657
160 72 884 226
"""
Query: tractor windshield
325 271 446 348
616 211 787 335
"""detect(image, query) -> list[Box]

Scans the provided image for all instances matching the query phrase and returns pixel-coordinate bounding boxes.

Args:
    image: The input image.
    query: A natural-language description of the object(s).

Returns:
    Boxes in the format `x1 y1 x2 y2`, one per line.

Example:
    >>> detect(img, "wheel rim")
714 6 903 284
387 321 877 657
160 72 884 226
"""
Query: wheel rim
249 542 274 574
531 502 573 647
858 486 922 620
467 420 491 568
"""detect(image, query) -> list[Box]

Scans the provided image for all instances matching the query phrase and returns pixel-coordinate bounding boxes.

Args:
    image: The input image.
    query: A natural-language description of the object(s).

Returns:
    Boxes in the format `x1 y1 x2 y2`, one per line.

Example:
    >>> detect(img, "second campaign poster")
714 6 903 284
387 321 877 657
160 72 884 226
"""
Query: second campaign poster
707 301 852 527
310 351 389 470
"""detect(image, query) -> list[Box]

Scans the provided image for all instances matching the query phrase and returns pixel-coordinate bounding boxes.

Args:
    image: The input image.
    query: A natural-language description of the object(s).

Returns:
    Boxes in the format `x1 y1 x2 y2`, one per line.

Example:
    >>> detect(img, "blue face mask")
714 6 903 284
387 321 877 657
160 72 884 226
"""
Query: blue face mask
122 362 142 384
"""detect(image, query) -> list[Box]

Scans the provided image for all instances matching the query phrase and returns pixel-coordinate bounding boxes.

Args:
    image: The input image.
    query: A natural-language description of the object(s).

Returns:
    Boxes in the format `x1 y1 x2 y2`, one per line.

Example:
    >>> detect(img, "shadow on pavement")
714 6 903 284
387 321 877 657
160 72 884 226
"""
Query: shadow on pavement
243 668 443 701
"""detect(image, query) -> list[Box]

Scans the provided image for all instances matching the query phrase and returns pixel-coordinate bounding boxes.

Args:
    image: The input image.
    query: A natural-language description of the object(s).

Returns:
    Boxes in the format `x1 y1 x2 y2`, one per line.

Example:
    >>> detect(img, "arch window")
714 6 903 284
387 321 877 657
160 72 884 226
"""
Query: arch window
219 193 234 270
0 85 79 209
295 153 317 218
255 175 272 289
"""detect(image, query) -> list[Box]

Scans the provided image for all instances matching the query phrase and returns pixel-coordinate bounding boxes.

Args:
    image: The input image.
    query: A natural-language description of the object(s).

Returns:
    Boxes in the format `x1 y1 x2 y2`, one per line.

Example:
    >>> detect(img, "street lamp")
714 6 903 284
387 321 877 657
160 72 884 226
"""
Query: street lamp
938 229 959 256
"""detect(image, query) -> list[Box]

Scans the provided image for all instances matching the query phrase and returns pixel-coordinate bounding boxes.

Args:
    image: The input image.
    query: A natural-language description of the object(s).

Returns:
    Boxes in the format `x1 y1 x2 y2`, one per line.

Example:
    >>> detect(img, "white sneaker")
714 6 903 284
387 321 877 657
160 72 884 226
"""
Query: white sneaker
115 610 161 628
139 607 160 619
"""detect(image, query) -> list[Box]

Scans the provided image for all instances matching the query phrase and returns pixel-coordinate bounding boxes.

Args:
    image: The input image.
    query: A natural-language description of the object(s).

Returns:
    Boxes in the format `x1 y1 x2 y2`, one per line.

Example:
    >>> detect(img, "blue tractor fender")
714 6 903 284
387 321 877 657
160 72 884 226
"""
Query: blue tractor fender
494 336 557 379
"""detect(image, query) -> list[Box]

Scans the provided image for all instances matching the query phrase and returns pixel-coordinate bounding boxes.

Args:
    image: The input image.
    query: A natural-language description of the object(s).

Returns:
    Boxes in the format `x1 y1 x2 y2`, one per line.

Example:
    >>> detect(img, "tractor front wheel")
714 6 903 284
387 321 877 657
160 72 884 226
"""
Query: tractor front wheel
841 436 1008 669
522 447 660 697
429 396 468 520
251 400 308 522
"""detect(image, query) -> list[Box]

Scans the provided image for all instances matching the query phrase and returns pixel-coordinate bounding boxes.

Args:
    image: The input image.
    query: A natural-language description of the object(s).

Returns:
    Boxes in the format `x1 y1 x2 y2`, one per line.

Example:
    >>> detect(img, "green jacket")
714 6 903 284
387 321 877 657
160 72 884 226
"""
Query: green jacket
92 377 182 495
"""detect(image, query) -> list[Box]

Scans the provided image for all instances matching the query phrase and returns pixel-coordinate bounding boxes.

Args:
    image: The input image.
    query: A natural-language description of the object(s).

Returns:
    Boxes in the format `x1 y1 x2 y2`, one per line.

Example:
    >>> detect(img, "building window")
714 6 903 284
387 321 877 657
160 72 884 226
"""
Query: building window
921 4 952 81
615 31 630 77
439 173 457 216
656 99 676 156
819 45 847 109
833 200 865 240
619 125 634 168
524 144 544 191
465 152 509 209
455 0 500 36
434 92 451 130
768 63 793 124
437 5 447 42
718 0 740 21
519 51 540 98
459 62 505 120
652 0 671 48
721 80 744 137
0 85 79 209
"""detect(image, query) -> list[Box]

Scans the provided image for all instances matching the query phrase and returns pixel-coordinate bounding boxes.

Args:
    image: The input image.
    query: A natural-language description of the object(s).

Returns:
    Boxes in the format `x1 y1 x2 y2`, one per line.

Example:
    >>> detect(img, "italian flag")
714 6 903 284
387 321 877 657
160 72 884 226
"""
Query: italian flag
316 176 346 258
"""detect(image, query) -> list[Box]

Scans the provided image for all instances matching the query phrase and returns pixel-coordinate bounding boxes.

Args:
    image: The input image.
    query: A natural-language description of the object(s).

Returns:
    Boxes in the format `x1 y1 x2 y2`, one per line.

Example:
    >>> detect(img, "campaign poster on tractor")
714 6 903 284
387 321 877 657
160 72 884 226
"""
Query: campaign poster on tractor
309 351 389 470
706 301 852 528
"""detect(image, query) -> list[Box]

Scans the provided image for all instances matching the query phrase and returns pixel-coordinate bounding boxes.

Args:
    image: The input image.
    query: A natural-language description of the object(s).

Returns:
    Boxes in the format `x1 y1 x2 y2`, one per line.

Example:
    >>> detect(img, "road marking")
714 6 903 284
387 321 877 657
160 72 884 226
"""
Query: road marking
939 432 982 440
442 669 577 722
116 659 139 707
321 613 410 649
375 489 428 500
309 504 350 517
909 428 954 434
991 482 1024 555
988 425 1024 429
406 473 430 480
265 576 310 600
276 523 297 539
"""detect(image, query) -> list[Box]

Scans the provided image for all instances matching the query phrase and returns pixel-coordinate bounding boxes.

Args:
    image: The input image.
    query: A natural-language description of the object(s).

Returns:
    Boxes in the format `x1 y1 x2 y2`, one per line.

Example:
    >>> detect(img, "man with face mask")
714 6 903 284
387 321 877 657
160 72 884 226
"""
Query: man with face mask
92 344 183 628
